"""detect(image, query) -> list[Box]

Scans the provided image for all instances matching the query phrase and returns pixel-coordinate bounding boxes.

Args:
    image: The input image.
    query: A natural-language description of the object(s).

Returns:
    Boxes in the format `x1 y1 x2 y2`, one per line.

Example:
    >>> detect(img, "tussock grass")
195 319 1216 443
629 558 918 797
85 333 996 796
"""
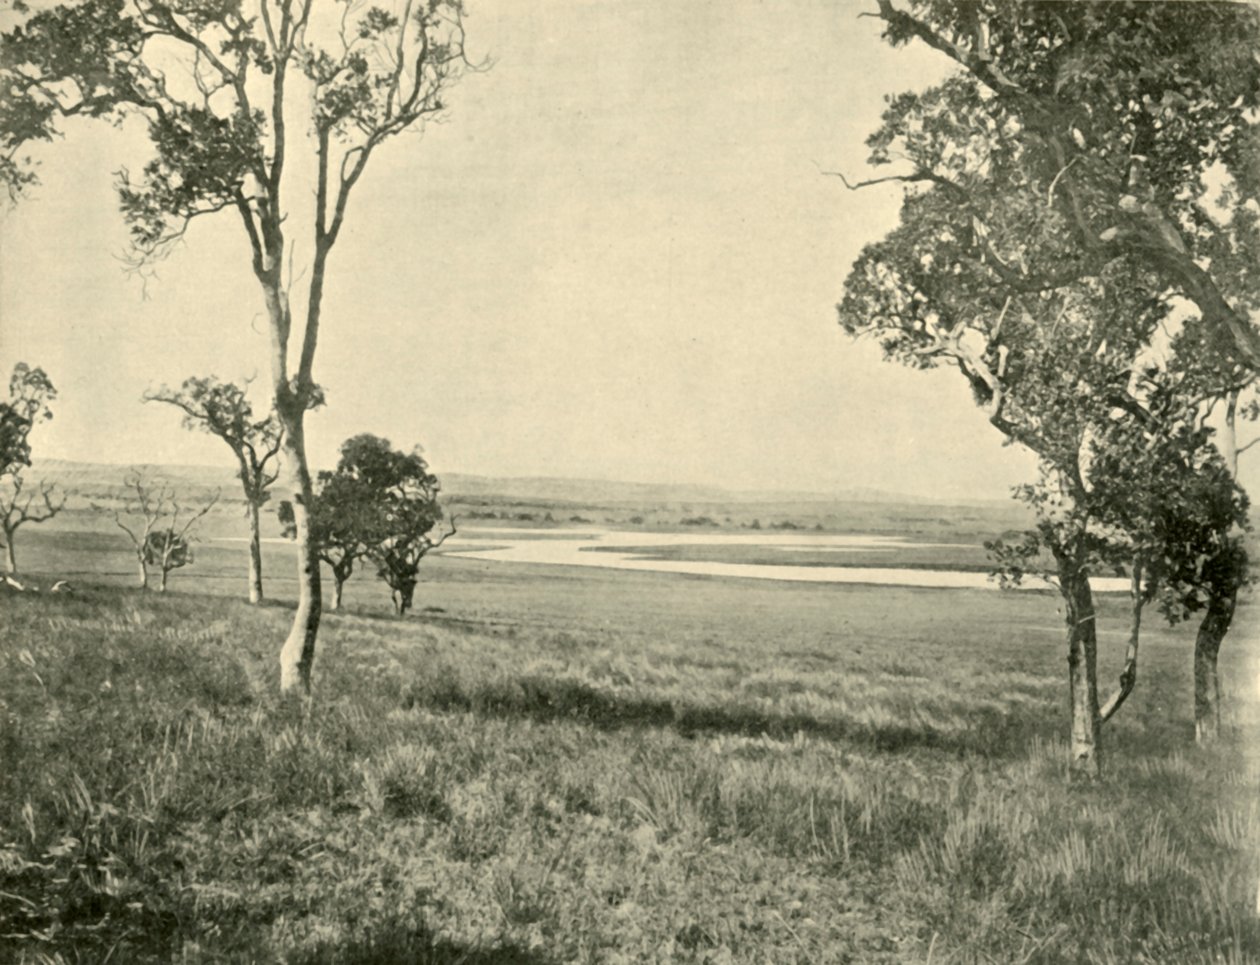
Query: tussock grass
2 571 1259 963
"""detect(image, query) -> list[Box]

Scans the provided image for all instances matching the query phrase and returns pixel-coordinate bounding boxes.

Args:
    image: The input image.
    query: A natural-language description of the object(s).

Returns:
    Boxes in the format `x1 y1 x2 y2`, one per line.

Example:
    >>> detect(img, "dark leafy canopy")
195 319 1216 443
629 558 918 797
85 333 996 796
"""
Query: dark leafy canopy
855 0 1260 368
0 363 56 478
280 433 446 588
984 354 1250 617
335 434 446 592
279 468 378 581
1087 401 1249 625
842 146 1248 613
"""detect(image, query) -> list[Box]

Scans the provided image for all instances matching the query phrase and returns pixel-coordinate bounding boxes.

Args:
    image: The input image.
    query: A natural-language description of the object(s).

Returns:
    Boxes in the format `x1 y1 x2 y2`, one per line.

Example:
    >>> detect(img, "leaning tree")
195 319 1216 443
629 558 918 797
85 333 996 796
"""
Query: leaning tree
841 0 1260 751
146 375 291 604
2 0 476 692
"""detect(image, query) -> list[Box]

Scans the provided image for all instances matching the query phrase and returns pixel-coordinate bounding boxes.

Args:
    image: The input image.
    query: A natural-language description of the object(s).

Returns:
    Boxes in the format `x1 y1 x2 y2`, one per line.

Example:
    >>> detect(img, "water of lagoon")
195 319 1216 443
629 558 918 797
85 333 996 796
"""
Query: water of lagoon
445 528 1131 592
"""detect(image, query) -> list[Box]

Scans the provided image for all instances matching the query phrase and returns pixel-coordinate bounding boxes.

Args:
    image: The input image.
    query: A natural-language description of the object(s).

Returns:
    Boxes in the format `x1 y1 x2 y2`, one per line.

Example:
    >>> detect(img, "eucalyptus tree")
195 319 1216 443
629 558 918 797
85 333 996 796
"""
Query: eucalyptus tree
372 489 455 617
146 375 294 604
339 434 452 616
2 1 475 692
279 433 452 614
0 474 66 576
840 1 1260 766
857 0 1260 363
0 363 56 479
105 471 219 591
0 363 63 576
1154 317 1257 741
841 221 1200 778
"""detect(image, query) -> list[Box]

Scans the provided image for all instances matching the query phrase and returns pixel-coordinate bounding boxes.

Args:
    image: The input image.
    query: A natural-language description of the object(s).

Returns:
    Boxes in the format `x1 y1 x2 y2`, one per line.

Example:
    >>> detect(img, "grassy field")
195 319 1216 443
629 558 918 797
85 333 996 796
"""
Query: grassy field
3 519 1260 963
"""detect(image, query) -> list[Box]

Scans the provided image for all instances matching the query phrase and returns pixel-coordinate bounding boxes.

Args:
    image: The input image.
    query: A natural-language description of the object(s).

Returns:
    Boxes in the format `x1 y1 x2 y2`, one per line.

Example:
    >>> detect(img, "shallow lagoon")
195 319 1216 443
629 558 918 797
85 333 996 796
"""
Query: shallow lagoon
447 527 1131 592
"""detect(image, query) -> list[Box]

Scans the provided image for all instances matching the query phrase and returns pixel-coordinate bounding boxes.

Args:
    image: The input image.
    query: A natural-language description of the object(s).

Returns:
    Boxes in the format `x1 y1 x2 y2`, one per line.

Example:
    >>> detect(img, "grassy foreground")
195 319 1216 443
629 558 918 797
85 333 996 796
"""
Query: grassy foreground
2 558 1260 963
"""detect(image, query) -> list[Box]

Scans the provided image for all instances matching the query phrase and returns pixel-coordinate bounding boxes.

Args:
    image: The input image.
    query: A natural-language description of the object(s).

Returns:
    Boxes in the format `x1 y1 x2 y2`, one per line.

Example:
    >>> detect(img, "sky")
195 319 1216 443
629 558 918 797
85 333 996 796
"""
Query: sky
0 0 1043 500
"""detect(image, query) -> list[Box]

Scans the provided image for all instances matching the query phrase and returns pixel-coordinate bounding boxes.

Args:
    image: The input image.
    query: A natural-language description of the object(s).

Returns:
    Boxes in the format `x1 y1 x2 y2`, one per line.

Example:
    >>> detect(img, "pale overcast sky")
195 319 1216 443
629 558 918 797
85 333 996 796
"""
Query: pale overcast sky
0 0 1041 499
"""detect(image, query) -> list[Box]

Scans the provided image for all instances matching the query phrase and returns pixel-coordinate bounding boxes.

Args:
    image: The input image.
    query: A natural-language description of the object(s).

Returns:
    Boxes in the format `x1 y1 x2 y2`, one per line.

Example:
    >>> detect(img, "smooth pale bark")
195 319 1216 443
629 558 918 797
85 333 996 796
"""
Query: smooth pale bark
1058 553 1101 780
137 558 148 590
1195 586 1236 744
3 534 15 576
327 558 355 612
1197 394 1243 746
257 226 324 693
1100 564 1143 724
271 213 331 692
159 567 169 593
275 408 321 694
247 500 264 605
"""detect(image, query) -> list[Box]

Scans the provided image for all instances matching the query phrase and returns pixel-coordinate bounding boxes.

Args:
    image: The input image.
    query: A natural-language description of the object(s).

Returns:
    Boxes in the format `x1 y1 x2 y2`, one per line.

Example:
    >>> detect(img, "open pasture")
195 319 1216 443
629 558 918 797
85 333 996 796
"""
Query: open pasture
3 518 1260 963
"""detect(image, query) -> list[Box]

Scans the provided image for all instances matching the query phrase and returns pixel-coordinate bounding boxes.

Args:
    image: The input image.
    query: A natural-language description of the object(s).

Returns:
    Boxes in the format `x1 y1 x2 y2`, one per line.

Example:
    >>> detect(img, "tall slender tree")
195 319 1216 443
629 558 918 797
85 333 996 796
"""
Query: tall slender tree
146 375 289 604
2 1 476 692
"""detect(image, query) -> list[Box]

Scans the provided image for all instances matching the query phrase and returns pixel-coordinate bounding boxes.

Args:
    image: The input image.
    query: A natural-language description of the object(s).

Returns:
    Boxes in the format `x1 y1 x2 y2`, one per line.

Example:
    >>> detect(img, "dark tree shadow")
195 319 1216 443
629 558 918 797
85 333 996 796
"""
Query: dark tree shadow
290 923 556 965
403 672 1055 759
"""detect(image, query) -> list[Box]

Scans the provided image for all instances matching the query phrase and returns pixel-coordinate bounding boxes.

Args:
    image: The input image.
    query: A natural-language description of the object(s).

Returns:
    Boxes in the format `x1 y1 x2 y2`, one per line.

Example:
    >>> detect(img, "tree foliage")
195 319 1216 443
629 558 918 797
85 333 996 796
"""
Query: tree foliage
0 363 63 574
278 468 378 608
0 363 56 478
850 0 1260 366
146 375 287 505
280 433 453 613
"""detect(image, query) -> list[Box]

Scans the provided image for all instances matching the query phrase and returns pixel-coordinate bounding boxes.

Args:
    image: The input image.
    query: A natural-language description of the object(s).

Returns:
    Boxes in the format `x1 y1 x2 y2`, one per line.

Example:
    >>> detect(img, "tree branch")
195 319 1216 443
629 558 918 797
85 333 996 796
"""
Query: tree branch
1100 561 1143 723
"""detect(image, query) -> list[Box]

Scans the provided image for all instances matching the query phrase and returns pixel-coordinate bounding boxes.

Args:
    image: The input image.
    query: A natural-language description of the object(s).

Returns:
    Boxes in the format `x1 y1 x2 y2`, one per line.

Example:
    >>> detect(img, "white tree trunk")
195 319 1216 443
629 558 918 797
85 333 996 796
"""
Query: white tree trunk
277 414 321 694
1059 553 1101 780
247 499 264 605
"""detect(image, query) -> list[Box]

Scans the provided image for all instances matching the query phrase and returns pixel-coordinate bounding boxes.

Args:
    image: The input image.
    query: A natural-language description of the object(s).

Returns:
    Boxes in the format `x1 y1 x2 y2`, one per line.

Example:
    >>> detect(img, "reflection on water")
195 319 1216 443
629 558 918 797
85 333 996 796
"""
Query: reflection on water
446 528 1131 592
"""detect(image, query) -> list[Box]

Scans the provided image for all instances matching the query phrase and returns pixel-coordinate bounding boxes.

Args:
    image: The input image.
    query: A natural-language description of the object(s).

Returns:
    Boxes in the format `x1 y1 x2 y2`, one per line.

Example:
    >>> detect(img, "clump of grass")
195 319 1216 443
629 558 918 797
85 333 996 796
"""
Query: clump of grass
360 744 452 821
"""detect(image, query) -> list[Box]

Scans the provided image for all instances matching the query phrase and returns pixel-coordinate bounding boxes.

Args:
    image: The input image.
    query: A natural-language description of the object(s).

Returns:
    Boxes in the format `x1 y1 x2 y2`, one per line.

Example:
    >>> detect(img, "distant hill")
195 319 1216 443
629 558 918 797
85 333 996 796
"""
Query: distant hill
30 459 240 503
438 473 1002 508
29 459 1009 510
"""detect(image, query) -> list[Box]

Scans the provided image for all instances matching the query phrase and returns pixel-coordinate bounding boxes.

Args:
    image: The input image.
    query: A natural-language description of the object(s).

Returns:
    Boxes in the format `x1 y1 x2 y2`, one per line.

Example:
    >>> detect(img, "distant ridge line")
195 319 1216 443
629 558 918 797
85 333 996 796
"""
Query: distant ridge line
29 458 1009 507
